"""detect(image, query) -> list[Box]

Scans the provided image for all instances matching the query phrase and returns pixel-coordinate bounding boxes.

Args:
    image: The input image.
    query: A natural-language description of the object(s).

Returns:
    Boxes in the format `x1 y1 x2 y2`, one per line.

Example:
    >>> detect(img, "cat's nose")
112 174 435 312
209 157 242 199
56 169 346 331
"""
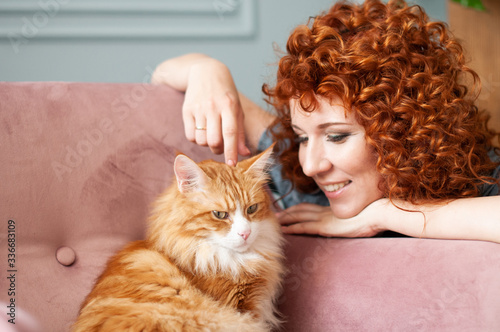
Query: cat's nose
238 230 251 241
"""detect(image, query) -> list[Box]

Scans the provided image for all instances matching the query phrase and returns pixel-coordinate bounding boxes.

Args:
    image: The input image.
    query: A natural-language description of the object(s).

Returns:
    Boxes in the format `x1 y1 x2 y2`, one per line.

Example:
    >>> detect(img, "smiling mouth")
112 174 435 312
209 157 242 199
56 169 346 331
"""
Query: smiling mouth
322 180 351 193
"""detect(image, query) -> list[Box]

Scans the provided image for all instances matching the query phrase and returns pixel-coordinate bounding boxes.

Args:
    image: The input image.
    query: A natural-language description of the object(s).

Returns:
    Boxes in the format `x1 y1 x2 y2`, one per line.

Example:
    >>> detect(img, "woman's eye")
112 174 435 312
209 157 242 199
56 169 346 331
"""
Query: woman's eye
212 211 229 220
247 204 258 214
295 136 308 145
327 133 350 143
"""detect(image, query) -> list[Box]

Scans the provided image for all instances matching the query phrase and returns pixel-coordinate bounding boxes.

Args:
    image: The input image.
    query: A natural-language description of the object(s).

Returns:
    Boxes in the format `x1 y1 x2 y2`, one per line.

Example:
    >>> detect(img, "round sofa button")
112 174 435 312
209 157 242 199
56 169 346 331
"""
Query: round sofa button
56 246 76 266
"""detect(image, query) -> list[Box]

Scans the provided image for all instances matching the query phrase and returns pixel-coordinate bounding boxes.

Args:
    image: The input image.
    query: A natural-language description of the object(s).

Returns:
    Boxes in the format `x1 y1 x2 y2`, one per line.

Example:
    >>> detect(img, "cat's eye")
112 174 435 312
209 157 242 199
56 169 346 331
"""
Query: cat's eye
247 204 258 214
212 210 229 220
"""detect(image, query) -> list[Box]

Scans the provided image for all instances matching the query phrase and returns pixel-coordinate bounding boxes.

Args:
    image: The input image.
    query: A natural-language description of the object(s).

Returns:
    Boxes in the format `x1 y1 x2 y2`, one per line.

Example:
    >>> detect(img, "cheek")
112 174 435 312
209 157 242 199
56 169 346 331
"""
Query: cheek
212 220 232 236
190 215 231 237
354 149 384 195
362 147 380 178
338 142 381 189
346 140 378 170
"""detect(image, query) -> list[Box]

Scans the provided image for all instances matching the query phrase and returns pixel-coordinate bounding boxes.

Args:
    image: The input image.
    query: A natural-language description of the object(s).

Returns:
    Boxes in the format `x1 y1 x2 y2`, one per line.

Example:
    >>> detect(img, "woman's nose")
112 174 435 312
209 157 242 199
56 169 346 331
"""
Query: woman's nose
300 140 332 177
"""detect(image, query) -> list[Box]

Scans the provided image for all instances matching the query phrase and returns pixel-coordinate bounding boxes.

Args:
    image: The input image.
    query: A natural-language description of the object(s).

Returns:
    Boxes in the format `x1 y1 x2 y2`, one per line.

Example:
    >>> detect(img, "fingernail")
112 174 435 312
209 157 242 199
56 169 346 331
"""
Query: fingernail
227 159 236 167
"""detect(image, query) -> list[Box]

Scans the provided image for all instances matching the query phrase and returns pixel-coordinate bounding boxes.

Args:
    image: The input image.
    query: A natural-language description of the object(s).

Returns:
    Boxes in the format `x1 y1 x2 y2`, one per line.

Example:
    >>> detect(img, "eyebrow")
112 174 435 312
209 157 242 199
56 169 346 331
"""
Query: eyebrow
291 122 350 132
318 122 349 129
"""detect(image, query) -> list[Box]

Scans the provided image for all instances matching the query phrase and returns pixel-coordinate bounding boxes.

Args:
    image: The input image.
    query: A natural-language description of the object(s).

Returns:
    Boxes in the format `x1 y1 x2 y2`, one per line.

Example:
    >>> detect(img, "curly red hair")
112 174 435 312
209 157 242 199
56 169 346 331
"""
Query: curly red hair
263 0 499 204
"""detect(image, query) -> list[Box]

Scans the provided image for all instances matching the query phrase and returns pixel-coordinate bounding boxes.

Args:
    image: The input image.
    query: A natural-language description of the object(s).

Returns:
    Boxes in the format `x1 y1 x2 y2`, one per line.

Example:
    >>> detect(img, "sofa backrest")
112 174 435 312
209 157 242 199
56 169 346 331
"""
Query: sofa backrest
0 82 221 331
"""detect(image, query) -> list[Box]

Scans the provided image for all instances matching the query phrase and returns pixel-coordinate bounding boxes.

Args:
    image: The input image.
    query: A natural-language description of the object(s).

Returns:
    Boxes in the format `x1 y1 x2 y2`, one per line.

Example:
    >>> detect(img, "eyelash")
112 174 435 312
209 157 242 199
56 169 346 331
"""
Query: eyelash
327 133 351 143
295 133 351 145
295 136 308 144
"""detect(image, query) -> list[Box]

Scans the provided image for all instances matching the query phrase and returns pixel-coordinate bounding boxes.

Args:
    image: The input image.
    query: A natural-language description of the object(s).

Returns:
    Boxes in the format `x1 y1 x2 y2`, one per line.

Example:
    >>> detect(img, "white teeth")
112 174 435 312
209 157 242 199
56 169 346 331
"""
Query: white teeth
323 181 350 192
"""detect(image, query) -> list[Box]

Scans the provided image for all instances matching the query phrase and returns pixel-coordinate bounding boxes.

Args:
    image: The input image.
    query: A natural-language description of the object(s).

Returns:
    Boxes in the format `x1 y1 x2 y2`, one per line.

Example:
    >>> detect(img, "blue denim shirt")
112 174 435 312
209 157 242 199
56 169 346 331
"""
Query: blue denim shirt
480 149 500 196
258 129 329 209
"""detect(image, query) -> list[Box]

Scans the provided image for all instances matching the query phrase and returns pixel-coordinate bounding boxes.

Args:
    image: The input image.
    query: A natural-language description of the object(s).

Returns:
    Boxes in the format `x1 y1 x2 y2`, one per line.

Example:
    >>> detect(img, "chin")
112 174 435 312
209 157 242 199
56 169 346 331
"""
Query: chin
328 202 363 219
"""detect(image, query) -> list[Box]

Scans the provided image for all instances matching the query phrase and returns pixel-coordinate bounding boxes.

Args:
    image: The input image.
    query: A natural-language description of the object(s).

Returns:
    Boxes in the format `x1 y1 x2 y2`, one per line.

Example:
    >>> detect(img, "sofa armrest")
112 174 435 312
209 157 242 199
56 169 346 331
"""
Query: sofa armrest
279 235 500 331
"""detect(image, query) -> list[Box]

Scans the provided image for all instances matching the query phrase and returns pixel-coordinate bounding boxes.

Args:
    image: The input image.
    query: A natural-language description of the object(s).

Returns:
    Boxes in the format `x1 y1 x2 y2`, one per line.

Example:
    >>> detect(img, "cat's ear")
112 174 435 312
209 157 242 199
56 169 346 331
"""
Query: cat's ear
240 143 275 178
174 154 208 193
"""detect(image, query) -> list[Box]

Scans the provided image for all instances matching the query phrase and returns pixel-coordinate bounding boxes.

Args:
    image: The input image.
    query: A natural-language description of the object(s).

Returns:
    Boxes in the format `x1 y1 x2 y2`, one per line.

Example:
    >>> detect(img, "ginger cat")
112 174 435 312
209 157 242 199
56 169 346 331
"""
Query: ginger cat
73 146 285 332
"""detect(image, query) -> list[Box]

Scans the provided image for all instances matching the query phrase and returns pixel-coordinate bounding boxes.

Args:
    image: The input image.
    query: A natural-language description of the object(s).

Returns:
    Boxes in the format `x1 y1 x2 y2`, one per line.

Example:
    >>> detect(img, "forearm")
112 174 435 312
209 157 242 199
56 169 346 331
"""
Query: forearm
152 53 275 153
152 53 224 91
238 93 275 153
375 196 500 243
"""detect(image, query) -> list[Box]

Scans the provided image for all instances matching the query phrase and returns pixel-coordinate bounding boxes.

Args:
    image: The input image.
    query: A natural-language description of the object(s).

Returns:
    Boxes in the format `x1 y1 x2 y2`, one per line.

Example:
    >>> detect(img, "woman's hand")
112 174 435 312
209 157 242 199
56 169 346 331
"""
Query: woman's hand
182 58 250 166
152 54 250 166
277 202 383 238
279 196 500 244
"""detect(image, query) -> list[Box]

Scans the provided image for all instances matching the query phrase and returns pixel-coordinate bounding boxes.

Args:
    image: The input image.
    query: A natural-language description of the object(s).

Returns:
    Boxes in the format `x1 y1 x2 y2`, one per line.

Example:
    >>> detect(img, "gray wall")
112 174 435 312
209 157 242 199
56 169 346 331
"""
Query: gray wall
0 0 446 107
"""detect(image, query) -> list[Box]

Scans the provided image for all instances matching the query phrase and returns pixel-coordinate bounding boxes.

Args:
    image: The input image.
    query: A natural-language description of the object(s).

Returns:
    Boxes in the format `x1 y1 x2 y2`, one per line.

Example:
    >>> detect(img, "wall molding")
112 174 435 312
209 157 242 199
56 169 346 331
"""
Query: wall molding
0 0 256 39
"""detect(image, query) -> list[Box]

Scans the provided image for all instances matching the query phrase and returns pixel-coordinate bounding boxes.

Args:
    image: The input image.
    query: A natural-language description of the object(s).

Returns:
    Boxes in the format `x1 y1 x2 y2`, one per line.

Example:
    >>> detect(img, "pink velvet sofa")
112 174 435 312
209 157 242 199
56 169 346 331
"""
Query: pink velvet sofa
1 81 500 332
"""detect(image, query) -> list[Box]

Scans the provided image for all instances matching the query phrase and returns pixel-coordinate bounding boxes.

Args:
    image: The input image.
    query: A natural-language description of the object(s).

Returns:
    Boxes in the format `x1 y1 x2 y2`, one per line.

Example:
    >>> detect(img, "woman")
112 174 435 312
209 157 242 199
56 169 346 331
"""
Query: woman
152 0 500 243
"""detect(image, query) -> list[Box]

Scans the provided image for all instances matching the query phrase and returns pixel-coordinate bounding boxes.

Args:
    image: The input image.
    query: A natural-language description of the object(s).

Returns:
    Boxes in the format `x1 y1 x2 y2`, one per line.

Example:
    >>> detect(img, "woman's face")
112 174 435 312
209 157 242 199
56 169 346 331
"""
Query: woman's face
290 96 384 218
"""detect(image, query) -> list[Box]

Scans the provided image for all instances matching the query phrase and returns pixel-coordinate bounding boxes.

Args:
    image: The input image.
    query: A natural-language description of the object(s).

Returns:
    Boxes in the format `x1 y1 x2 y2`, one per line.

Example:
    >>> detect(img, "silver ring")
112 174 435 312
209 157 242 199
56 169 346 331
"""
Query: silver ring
195 126 207 130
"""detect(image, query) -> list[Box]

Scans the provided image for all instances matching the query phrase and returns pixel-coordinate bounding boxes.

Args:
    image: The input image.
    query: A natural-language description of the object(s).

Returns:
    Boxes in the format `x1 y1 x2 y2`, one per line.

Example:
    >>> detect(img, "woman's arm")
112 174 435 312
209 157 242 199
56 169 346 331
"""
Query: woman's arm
152 53 275 165
380 196 500 243
279 196 500 243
